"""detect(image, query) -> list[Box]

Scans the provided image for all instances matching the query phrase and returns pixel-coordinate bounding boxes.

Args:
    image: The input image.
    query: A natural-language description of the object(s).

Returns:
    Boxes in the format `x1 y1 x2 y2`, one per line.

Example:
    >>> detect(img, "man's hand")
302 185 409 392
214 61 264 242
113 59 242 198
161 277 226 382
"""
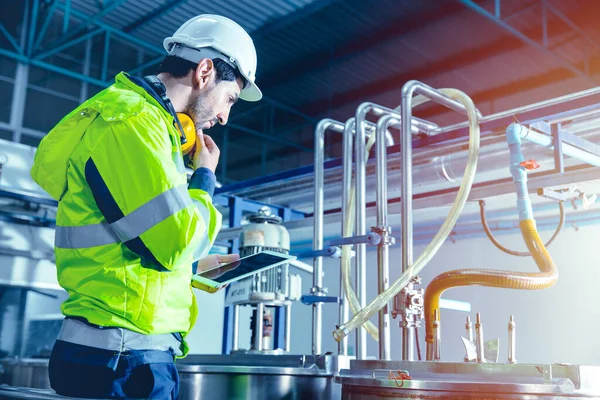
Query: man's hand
196 253 241 281
190 131 220 172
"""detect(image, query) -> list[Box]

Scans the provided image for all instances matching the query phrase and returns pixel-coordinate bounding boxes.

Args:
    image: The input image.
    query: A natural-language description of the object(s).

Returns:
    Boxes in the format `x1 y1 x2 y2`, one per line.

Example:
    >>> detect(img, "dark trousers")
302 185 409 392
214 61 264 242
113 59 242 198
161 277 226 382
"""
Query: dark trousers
49 339 179 399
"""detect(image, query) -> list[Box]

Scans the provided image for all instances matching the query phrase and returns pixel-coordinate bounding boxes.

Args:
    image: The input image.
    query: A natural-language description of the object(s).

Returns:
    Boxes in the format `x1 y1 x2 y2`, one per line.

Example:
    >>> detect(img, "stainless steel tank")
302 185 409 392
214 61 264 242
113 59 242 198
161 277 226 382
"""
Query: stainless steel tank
177 354 349 400
337 360 600 399
0 358 50 390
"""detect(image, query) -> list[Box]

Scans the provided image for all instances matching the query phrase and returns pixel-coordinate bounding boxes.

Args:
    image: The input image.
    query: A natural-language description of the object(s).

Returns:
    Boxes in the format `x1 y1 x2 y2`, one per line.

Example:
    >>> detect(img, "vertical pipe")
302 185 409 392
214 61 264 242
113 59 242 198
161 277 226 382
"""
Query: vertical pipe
285 303 292 352
552 124 565 173
508 315 516 363
14 289 28 357
312 120 327 355
376 115 397 361
10 63 29 143
355 107 368 360
400 85 416 360
476 312 484 363
464 315 473 362
432 309 441 361
232 304 239 351
340 118 354 356
255 303 264 351
466 316 473 341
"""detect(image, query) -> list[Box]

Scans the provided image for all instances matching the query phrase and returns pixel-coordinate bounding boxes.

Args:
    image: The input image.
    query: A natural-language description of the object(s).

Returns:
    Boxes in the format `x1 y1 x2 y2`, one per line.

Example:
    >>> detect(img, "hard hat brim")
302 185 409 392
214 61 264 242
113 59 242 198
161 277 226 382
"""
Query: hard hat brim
240 79 262 102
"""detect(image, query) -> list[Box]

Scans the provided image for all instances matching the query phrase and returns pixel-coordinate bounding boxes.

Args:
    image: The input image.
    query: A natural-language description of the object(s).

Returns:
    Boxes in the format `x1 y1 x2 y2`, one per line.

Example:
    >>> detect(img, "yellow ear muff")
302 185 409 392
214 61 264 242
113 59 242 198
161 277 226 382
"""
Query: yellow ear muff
176 113 197 155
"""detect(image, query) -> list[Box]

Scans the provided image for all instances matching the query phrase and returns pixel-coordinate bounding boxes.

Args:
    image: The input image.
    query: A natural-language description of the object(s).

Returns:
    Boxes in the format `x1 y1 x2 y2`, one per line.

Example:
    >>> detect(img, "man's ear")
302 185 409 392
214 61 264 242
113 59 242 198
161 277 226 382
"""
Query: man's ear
194 58 214 88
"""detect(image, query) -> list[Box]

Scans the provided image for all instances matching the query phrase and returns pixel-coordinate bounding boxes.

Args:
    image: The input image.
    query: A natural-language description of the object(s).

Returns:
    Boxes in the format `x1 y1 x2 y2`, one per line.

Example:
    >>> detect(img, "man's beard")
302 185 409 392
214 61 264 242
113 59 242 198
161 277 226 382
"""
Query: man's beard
184 90 214 131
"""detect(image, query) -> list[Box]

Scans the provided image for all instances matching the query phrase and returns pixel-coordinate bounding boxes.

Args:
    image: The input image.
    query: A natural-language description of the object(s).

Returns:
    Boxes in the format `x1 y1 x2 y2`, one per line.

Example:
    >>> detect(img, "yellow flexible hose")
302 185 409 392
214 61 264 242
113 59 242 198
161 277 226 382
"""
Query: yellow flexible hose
423 219 558 353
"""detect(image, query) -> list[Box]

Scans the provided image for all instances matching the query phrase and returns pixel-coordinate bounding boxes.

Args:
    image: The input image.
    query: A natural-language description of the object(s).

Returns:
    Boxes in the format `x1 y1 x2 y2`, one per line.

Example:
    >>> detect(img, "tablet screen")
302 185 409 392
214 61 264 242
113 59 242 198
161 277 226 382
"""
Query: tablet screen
197 251 295 284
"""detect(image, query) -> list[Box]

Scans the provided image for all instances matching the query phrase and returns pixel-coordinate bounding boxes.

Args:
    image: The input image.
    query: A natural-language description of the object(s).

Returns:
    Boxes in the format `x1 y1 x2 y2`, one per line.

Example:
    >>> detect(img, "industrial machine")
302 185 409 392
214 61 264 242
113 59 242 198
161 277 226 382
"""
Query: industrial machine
4 81 600 399
224 206 302 354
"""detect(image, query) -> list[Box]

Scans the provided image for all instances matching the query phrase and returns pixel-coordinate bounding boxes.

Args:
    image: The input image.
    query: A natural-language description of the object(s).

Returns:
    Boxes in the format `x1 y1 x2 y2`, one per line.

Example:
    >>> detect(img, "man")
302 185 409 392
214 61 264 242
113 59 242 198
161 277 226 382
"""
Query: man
30 14 261 399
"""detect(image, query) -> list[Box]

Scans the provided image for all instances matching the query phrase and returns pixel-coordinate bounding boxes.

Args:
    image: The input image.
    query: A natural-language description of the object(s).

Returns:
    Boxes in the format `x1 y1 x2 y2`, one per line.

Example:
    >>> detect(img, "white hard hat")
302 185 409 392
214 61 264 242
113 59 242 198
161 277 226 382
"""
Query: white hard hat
164 15 262 102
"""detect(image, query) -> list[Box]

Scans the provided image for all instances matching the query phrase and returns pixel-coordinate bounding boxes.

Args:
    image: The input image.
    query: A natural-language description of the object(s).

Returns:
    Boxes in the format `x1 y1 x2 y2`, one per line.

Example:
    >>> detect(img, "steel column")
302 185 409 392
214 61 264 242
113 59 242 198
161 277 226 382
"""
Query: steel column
9 63 29 143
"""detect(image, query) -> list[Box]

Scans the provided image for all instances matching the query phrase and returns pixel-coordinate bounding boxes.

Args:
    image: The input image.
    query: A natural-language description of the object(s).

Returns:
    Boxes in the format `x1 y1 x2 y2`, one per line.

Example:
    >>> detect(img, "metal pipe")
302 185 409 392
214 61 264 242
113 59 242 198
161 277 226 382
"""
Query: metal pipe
399 81 480 360
376 114 398 361
314 118 345 355
400 83 416 361
296 247 340 259
9 62 28 143
366 102 440 134
313 118 327 355
340 118 354 356
475 312 484 363
438 86 600 134
466 315 473 341
255 303 264 351
508 315 516 363
352 102 427 360
355 106 370 360
327 233 381 246
285 303 292 353
432 309 441 361
232 304 240 351
464 315 473 362
403 81 476 118
516 123 600 166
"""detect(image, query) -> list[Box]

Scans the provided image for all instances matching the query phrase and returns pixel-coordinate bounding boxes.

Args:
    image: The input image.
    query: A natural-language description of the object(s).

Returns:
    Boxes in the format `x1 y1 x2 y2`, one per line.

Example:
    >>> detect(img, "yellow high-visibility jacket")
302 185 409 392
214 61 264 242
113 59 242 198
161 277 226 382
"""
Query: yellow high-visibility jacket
31 72 222 356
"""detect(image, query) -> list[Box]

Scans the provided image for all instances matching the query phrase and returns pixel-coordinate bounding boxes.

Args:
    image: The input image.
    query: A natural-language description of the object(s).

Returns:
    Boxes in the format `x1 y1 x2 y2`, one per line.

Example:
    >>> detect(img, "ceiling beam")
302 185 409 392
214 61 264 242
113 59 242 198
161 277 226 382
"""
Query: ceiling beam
252 0 339 40
123 0 188 33
458 0 596 85
301 16 587 114
259 2 464 90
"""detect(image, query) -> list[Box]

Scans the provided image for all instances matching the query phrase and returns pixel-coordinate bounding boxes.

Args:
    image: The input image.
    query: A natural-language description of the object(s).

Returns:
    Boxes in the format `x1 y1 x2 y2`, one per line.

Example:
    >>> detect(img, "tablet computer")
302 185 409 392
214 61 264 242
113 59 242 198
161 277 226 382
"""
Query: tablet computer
191 250 297 293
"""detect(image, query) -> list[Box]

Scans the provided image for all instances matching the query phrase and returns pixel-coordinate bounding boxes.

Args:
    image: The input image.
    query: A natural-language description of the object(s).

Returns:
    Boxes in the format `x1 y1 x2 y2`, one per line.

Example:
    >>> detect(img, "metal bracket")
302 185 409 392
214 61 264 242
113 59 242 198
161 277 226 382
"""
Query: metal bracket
537 188 570 202
326 233 381 247
371 226 396 246
310 286 328 295
295 246 342 259
300 295 339 305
